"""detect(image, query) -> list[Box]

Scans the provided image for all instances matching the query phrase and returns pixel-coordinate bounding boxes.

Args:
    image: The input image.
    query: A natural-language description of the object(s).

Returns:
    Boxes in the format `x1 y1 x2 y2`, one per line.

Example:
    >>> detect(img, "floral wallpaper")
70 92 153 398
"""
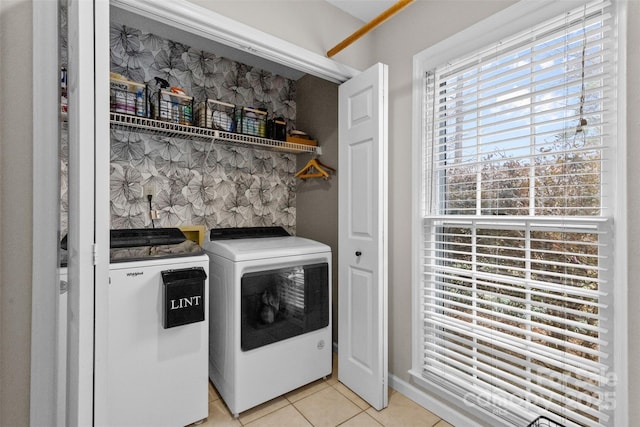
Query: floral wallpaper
60 21 300 237
109 132 297 231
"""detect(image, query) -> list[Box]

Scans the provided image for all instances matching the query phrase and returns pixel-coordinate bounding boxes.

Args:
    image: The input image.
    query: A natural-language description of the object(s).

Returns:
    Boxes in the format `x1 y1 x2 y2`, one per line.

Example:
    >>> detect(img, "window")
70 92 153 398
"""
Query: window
412 1 619 426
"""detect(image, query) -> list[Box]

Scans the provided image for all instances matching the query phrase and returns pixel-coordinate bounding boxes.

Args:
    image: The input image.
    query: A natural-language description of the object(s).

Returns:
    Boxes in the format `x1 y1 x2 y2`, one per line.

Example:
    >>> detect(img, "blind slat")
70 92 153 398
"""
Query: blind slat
423 279 605 328
422 302 607 353
421 361 607 427
422 340 607 406
422 313 610 371
422 325 608 379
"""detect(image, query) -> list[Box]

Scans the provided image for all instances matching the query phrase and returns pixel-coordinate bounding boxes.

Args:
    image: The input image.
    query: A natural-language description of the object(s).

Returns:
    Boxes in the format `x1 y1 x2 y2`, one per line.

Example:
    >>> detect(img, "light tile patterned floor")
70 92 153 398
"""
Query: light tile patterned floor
199 354 454 427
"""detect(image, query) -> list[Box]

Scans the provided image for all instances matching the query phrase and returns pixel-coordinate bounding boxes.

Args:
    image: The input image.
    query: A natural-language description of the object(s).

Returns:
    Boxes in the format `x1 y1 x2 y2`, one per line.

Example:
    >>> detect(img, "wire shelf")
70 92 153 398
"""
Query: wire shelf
109 113 320 155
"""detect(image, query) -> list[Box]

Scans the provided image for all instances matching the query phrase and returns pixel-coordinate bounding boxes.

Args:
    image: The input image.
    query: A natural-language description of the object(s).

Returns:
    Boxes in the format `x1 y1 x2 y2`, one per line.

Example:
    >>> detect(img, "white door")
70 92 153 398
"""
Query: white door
64 1 111 425
338 63 388 410
30 1 104 425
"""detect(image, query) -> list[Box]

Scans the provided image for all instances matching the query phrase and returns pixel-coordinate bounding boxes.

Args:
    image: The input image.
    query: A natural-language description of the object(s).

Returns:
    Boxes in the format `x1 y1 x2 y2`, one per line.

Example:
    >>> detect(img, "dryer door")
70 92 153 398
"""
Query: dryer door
240 263 329 351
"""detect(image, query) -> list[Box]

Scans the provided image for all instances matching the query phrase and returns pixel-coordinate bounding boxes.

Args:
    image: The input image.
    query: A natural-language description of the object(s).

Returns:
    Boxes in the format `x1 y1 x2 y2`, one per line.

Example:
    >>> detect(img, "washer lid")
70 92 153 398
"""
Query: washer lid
110 228 186 248
208 226 290 240
108 228 204 263
203 235 330 262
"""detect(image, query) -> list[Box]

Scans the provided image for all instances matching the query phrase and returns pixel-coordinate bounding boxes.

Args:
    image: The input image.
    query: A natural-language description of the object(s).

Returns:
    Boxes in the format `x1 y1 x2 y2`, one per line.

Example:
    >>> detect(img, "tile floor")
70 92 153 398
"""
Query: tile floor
199 354 454 427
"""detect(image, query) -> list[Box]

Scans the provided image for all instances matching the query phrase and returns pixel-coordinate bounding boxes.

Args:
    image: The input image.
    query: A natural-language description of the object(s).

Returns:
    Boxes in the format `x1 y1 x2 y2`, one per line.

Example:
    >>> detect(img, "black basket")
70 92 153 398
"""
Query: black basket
110 78 148 117
267 117 287 141
195 99 236 131
238 107 267 137
527 416 565 427
153 88 194 125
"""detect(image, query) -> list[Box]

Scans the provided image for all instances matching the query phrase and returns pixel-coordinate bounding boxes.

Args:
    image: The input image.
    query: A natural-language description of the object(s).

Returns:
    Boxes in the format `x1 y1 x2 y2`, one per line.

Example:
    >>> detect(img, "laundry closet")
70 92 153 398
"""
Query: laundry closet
103 0 342 342
55 1 388 423
104 6 341 420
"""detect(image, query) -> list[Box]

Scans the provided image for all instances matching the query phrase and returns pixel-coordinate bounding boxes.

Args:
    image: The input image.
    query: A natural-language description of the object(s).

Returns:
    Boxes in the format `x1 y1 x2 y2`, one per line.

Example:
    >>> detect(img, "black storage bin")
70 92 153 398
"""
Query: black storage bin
267 117 287 141
110 78 148 117
162 267 207 329
153 88 194 125
195 99 236 131
238 107 267 137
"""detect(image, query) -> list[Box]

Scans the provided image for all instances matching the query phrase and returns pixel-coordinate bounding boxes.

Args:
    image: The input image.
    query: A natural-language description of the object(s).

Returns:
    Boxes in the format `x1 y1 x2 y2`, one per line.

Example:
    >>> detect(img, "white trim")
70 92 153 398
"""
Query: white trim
110 0 359 84
410 49 426 395
612 0 628 424
93 0 112 422
413 0 590 71
30 1 60 424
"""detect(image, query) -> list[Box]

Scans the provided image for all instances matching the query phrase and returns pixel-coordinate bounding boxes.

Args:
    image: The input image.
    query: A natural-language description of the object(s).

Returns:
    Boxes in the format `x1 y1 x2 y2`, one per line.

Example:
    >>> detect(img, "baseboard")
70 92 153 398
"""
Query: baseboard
388 374 484 427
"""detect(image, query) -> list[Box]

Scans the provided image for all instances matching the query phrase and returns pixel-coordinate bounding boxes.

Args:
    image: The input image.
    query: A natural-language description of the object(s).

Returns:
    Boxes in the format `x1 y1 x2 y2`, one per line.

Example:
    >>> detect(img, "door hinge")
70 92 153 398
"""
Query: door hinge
92 243 98 266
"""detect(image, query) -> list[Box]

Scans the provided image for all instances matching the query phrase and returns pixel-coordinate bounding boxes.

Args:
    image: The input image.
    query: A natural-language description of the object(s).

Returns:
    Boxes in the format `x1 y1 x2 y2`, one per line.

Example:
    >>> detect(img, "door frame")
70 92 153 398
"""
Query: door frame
31 0 361 423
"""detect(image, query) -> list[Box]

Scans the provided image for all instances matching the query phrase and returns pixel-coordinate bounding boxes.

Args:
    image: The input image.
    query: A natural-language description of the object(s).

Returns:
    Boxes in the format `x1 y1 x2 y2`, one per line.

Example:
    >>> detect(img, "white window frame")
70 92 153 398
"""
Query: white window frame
410 1 628 426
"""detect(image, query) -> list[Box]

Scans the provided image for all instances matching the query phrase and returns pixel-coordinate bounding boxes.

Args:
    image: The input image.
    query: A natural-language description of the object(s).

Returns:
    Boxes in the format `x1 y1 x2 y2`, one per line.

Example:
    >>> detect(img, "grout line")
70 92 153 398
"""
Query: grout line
330 382 371 411
290 401 315 427
334 409 376 427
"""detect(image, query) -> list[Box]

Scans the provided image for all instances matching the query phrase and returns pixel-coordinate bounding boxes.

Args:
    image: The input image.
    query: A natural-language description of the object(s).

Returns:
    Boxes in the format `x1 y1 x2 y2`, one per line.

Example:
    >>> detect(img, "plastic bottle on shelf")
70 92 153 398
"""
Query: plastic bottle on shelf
172 102 179 123
183 103 192 125
236 109 243 133
136 87 145 117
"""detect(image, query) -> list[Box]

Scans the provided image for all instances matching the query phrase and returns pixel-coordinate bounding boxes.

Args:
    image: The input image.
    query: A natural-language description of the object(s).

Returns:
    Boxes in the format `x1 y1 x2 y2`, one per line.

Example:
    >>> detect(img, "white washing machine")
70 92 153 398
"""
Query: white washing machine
95 228 210 427
203 227 332 417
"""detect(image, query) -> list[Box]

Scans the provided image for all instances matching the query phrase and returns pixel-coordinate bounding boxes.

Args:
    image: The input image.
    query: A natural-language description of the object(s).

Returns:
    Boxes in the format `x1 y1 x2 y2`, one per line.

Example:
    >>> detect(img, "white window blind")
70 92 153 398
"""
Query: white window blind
418 1 616 426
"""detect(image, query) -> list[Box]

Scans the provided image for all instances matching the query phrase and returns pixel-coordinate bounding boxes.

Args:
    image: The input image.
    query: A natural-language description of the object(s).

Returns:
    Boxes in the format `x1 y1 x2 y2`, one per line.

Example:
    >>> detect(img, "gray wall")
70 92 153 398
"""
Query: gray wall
295 75 339 343
2 0 639 424
0 0 33 425
625 0 640 422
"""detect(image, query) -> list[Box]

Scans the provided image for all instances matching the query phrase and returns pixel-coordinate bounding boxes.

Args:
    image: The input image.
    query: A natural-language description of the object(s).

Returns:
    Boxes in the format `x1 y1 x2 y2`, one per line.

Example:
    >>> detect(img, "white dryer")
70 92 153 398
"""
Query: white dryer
203 227 332 417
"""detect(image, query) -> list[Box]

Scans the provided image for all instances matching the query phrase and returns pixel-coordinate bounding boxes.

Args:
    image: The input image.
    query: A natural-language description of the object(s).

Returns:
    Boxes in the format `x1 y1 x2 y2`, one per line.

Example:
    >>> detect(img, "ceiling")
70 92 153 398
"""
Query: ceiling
325 0 397 23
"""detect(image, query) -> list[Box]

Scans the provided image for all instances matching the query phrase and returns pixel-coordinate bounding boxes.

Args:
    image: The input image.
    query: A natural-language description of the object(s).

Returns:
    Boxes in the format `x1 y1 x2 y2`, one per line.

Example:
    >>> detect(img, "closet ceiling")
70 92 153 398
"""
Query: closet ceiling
110 5 306 80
